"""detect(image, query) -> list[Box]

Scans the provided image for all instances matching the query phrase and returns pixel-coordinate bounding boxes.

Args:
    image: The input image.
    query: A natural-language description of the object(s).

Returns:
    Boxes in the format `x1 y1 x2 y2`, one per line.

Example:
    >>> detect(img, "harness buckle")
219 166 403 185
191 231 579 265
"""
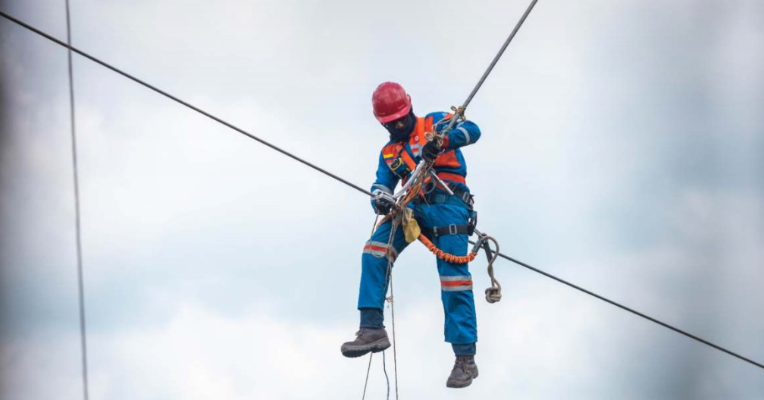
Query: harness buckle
467 211 477 236
463 192 473 205
448 224 458 235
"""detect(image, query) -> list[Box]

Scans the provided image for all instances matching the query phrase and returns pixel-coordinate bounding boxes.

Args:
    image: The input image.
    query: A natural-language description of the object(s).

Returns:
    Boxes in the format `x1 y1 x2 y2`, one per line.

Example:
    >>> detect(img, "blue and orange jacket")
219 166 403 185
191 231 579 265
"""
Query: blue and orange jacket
370 111 481 204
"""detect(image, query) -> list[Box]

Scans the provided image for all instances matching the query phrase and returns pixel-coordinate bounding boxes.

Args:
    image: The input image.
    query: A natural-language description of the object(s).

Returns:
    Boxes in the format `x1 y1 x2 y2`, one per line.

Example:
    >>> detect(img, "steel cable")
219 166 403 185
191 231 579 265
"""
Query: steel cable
470 241 764 370
462 0 539 109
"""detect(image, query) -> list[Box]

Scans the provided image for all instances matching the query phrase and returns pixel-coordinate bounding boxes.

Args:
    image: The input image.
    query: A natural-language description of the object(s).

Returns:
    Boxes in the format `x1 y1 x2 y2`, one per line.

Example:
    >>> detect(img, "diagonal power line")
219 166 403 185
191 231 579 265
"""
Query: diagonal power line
474 244 764 370
1 10 762 372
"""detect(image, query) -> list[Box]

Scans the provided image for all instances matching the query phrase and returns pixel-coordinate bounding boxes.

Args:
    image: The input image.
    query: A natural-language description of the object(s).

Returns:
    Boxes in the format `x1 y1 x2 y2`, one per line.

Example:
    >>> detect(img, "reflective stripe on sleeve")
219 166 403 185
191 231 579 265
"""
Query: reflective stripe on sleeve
372 183 393 194
457 126 471 145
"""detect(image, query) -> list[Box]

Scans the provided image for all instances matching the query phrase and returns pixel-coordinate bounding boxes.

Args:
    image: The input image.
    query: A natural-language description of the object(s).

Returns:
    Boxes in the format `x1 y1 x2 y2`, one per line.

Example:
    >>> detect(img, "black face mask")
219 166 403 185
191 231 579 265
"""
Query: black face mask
384 110 417 142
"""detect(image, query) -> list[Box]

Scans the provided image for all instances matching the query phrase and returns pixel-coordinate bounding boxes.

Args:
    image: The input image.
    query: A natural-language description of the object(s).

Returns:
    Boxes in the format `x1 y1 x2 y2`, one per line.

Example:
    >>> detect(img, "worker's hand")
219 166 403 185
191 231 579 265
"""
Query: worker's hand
372 190 395 215
422 139 442 162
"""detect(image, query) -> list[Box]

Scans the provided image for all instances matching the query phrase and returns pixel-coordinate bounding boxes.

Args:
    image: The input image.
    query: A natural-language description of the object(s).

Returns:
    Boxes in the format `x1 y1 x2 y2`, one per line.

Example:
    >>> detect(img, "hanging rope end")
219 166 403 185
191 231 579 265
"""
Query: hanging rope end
485 287 502 303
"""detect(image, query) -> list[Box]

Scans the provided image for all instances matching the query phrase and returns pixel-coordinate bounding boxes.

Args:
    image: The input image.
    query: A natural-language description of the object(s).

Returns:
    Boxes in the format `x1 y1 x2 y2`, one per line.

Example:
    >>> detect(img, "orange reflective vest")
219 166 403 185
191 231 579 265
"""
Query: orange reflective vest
380 116 466 186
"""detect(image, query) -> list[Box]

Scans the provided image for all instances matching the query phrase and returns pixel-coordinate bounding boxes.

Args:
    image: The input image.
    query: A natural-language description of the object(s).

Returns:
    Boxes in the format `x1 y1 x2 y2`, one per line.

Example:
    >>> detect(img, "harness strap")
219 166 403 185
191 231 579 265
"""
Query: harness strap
425 187 472 205
437 172 466 185
421 224 471 238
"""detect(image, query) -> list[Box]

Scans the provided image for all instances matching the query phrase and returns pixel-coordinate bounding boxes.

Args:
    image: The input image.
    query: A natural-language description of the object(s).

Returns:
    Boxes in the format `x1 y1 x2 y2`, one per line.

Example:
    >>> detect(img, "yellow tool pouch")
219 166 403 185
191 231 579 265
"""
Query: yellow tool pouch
401 208 421 243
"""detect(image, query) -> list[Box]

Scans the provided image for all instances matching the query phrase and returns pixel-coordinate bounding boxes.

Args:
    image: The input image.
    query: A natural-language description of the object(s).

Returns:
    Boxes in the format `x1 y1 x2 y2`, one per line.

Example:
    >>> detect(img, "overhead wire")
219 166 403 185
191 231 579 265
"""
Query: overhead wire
462 0 538 109
63 1 91 399
2 8 763 373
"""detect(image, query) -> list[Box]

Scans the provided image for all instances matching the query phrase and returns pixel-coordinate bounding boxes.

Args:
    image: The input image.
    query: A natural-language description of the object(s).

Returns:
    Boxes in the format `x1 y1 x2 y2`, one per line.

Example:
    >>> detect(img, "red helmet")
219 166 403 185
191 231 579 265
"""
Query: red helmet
372 82 412 123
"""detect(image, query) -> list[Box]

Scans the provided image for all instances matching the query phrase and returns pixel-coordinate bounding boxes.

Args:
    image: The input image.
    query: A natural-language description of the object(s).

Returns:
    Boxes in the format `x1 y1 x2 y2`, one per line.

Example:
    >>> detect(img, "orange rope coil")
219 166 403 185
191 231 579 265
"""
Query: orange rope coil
418 233 477 264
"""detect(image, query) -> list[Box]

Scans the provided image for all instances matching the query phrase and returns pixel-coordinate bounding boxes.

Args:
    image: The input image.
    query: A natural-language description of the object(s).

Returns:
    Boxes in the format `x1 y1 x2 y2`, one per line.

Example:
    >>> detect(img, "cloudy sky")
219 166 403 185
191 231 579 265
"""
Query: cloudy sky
2 0 763 398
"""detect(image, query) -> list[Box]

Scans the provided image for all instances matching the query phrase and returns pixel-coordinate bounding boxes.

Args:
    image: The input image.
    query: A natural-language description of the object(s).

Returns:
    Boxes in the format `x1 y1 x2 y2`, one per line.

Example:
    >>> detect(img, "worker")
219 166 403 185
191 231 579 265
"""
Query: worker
341 82 482 388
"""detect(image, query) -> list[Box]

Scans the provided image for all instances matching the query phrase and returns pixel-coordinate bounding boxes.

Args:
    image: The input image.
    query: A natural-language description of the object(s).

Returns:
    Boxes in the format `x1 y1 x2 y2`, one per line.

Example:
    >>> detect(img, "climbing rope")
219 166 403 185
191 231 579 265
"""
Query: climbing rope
476 232 502 303
383 216 401 400
360 350 391 400
362 211 403 399
361 353 373 400
382 342 391 400
360 214 380 399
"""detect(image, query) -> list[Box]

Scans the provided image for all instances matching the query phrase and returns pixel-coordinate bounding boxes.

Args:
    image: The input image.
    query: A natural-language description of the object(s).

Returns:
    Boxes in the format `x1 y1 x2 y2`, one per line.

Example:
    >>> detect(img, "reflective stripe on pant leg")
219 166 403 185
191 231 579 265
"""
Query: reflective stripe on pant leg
362 240 398 263
357 219 409 311
440 275 473 292
424 202 478 345
438 250 478 344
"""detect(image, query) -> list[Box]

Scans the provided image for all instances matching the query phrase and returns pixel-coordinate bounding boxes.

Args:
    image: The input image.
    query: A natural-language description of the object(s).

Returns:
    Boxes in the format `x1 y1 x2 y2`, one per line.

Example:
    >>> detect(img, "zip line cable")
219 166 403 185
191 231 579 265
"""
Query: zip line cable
63 1 91 399
2 10 763 373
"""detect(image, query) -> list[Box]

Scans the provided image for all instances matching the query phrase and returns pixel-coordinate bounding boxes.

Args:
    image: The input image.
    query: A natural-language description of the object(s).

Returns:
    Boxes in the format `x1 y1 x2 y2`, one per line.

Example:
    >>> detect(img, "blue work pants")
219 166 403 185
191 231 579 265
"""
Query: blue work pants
358 202 478 348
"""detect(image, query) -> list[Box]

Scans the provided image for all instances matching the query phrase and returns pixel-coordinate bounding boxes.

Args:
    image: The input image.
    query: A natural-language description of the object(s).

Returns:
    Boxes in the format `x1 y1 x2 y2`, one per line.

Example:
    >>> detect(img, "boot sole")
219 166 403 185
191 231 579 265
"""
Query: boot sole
446 368 479 388
341 337 391 358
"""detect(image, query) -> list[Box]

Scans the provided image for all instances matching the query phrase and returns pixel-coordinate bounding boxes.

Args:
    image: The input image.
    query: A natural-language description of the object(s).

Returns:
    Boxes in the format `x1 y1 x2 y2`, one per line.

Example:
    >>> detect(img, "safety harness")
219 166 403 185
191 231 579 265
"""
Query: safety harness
418 185 477 238
381 112 502 304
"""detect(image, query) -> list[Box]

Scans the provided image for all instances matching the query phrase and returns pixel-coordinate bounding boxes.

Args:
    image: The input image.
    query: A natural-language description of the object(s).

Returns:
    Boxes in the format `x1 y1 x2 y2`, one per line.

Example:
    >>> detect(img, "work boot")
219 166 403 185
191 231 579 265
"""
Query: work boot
446 355 479 388
340 328 391 358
